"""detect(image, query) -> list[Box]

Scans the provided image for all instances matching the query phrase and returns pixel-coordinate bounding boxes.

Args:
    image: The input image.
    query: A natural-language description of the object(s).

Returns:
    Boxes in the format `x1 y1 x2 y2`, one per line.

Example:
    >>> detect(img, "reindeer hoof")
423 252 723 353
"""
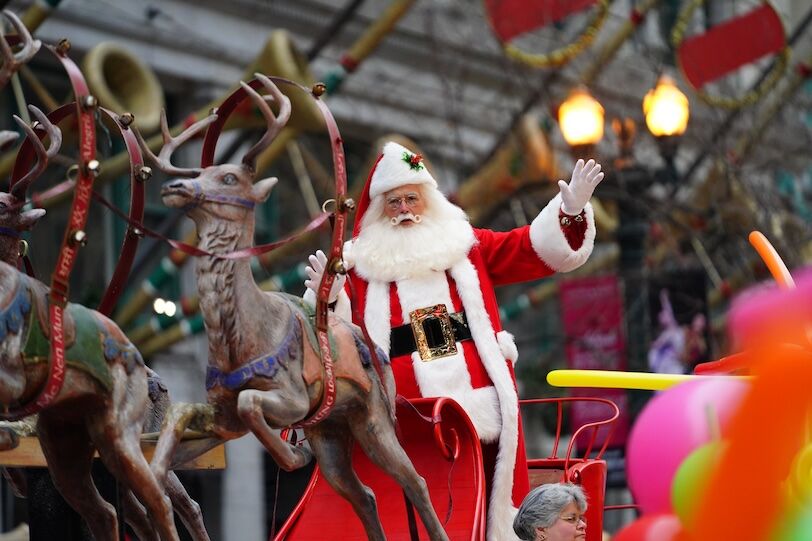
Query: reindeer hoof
0 427 20 451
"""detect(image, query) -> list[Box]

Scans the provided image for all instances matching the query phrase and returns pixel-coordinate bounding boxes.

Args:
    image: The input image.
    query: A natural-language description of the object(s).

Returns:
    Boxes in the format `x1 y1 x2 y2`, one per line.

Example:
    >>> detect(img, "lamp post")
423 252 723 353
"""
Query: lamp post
558 76 691 381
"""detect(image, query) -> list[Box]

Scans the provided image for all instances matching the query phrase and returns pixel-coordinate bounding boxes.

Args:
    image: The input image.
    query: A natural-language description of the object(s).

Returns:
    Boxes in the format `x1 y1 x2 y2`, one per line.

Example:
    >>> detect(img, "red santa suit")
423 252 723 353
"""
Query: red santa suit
333 142 595 541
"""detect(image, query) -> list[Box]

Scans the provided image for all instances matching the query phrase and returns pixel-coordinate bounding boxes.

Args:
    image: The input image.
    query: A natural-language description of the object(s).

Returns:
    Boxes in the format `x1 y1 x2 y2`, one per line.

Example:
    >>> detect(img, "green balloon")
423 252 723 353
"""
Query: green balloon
671 441 725 528
774 505 812 541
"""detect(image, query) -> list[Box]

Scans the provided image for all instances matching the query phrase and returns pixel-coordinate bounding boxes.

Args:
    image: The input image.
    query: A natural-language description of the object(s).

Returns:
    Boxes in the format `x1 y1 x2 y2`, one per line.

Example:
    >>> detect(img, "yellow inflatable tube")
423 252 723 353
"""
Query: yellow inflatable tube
547 369 751 391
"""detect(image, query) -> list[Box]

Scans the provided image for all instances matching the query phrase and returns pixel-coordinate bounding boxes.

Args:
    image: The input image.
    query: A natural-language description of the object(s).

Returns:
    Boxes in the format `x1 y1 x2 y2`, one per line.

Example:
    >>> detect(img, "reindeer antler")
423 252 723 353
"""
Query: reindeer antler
0 130 18 150
241 73 291 172
0 10 41 89
11 105 61 200
134 110 217 178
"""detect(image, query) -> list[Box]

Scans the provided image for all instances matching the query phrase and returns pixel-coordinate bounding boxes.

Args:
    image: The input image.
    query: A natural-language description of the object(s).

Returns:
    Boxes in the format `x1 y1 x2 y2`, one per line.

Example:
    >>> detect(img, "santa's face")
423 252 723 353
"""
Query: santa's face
352 184 476 282
383 184 426 227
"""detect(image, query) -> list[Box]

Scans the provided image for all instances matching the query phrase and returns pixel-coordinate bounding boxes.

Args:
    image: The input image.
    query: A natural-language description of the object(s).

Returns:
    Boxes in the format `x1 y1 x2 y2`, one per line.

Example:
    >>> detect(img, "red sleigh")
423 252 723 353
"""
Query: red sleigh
274 396 619 541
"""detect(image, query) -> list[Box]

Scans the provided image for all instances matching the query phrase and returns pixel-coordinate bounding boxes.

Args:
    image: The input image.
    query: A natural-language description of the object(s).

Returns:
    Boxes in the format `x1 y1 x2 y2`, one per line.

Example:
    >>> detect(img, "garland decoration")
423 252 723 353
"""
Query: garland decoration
484 0 611 68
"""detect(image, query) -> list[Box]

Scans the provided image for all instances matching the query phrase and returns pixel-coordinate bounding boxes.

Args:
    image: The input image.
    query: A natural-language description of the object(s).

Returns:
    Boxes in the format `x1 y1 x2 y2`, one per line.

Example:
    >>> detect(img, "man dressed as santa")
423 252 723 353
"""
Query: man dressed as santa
304 141 603 541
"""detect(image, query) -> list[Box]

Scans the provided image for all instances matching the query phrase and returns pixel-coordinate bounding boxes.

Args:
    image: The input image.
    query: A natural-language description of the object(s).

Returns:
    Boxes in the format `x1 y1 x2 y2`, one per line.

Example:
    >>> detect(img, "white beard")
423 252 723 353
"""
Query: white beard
351 190 476 283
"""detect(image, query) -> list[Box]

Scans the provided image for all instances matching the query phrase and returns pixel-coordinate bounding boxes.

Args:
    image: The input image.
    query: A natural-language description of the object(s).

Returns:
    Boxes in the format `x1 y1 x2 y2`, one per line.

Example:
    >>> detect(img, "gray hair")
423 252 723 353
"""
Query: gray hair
512 483 588 540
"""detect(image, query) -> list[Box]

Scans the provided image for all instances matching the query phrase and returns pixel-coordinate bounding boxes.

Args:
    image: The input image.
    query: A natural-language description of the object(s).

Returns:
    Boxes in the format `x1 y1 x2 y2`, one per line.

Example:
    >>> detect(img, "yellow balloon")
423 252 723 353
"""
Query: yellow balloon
546 369 750 391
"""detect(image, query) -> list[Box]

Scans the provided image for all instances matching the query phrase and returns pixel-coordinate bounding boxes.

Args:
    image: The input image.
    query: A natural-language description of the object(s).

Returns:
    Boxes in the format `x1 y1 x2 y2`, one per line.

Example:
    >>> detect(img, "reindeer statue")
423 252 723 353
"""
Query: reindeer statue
0 107 188 540
137 74 449 541
0 107 213 540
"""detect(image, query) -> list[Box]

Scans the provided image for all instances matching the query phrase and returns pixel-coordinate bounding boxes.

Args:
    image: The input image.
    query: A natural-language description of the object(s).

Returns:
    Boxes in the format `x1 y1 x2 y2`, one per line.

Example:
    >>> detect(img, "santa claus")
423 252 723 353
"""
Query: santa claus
304 141 603 541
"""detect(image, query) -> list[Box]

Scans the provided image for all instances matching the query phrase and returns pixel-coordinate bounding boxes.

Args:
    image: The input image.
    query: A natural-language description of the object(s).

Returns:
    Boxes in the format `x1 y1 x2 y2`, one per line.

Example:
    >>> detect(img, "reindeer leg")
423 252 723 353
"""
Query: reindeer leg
166 472 211 541
350 389 449 541
37 419 118 541
307 422 387 541
123 489 160 541
237 388 313 471
1 467 26 498
89 366 179 541
92 425 179 541
151 402 215 485
0 418 37 497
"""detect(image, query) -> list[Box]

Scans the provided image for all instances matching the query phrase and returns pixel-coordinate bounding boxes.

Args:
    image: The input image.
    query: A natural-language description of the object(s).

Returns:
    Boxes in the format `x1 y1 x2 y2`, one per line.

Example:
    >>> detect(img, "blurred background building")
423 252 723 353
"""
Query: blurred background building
1 0 811 539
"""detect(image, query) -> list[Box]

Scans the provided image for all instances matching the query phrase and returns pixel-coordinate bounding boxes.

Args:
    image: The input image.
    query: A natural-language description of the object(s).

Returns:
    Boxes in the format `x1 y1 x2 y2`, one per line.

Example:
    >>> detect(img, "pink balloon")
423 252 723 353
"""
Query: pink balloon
614 513 684 541
626 378 748 514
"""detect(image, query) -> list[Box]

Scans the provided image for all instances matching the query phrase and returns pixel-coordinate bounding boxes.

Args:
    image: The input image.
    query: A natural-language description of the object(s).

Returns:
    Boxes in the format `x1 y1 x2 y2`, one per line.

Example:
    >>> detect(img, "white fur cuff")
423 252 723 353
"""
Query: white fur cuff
529 193 595 273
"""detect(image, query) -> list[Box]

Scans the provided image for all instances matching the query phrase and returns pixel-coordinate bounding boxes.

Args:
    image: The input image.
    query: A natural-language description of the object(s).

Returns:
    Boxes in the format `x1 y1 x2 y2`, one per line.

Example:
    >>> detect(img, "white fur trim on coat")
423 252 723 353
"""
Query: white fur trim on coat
341 239 355 270
363 280 392 356
448 259 521 541
369 142 438 199
496 330 519 366
395 272 502 441
360 257 522 540
530 193 595 273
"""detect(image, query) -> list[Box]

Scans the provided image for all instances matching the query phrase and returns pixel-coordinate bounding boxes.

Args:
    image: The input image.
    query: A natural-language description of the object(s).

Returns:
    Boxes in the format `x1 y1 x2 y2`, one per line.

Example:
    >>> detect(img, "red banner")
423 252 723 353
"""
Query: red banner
559 275 630 448
485 0 597 42
678 4 785 88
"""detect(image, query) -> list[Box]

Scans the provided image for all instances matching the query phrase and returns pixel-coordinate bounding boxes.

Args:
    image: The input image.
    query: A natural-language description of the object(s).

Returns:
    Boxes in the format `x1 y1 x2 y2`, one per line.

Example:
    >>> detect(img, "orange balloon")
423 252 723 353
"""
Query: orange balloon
748 231 795 289
689 346 812 540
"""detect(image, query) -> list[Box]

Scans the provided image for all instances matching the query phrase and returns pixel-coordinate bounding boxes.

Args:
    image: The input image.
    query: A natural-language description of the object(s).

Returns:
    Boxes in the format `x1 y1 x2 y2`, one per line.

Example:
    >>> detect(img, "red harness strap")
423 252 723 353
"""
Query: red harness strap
95 108 146 316
3 43 97 420
12 105 146 317
90 189 330 261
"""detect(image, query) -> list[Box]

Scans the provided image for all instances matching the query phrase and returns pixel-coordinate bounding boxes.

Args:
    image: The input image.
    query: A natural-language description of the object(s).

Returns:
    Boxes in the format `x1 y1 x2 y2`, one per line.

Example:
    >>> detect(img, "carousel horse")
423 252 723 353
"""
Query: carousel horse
138 74 449 541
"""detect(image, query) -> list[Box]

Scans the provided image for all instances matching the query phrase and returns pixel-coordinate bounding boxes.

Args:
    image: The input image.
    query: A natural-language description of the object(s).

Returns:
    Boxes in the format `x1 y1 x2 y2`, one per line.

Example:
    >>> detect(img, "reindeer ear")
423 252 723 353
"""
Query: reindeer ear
252 177 278 202
19 208 45 230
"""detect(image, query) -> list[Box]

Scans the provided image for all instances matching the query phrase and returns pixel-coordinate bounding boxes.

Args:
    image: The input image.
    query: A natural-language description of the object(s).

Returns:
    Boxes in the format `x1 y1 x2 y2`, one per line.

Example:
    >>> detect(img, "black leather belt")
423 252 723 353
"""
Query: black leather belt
390 306 471 360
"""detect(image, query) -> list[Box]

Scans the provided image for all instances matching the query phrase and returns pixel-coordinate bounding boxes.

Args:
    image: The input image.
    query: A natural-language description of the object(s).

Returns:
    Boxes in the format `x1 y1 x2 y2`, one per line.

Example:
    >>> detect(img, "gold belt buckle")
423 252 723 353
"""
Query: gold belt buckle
410 304 457 362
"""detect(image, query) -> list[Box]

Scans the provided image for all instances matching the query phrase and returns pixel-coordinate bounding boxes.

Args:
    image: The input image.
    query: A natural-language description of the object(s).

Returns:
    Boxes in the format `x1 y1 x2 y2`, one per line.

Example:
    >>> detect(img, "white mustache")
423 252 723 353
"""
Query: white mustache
390 213 422 225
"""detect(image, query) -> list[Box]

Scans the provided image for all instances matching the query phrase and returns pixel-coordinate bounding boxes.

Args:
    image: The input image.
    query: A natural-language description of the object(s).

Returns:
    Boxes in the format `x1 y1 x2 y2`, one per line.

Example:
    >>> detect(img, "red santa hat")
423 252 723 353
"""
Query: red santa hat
352 141 438 236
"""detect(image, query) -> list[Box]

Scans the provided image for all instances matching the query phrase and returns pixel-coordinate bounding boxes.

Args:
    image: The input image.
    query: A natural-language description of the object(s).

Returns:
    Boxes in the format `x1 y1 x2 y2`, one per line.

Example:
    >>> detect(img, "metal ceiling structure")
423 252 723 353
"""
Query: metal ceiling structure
16 0 812 178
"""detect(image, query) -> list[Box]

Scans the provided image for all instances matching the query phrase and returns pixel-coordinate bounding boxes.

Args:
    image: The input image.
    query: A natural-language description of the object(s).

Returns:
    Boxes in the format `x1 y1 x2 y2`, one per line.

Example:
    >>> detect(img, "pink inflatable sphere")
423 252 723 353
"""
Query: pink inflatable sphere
626 378 748 514
614 513 684 541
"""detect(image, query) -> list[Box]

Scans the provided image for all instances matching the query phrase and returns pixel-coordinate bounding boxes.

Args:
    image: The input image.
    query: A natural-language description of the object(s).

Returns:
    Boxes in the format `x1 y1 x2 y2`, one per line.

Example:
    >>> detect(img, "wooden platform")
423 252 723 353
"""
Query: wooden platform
0 436 226 470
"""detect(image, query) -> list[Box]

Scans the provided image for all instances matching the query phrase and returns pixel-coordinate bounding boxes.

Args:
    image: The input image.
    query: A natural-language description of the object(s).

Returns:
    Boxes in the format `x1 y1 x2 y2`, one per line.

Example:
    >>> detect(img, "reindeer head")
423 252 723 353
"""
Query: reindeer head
0 105 61 264
0 10 41 89
137 74 289 227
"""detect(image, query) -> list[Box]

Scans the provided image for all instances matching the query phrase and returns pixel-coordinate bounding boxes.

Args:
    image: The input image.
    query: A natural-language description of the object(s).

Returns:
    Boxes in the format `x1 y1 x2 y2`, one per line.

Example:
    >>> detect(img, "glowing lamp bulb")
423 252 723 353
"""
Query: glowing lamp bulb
643 75 690 137
559 87 605 147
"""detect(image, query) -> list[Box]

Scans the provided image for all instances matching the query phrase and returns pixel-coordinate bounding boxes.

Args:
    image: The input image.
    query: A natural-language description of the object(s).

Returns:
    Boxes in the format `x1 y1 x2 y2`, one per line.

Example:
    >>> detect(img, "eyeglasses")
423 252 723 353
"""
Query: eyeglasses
385 193 421 211
559 515 586 526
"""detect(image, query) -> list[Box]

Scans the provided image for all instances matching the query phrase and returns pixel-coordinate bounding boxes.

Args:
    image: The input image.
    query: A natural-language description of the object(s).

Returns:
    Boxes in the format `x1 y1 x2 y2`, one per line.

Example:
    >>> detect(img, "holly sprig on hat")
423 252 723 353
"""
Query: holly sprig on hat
402 151 424 171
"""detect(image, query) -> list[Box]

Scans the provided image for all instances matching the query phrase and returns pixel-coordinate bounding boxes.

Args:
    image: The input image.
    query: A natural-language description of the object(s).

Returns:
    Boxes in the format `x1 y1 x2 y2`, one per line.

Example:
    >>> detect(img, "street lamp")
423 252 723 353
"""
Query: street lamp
642 74 690 178
559 86 604 158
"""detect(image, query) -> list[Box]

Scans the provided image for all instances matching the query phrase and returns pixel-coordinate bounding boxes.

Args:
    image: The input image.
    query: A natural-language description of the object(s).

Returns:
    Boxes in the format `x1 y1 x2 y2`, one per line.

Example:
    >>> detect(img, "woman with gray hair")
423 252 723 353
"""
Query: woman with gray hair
513 483 588 540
